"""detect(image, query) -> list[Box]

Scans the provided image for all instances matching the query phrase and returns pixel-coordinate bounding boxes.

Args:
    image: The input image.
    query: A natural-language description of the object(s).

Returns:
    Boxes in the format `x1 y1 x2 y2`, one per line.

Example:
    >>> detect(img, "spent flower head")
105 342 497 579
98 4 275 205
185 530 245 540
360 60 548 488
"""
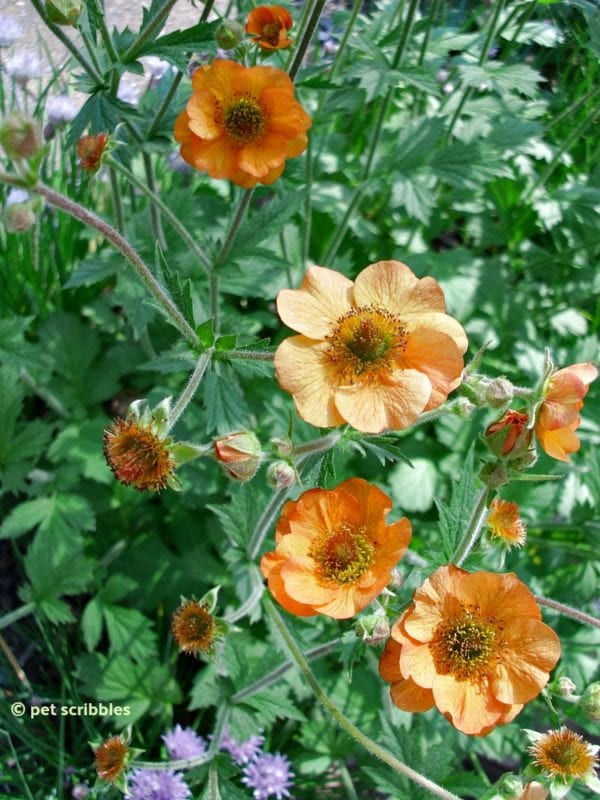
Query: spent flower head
94 735 129 784
104 414 176 492
487 498 527 549
171 589 229 657
526 727 599 792
76 133 109 173
241 752 294 800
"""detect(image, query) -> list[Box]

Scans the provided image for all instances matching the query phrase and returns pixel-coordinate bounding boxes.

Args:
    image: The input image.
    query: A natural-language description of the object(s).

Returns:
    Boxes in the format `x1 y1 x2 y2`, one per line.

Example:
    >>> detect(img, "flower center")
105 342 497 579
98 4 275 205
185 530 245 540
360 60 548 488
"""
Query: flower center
325 306 407 383
172 601 215 654
262 22 282 45
532 729 596 778
223 98 266 144
430 613 496 681
103 419 174 492
310 523 374 584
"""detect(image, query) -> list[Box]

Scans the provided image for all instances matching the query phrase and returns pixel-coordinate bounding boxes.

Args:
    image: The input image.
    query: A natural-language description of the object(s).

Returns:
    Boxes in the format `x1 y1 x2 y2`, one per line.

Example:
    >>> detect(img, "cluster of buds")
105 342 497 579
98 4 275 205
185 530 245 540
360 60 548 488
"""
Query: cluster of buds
547 678 600 723
355 607 391 646
171 587 234 659
103 398 208 492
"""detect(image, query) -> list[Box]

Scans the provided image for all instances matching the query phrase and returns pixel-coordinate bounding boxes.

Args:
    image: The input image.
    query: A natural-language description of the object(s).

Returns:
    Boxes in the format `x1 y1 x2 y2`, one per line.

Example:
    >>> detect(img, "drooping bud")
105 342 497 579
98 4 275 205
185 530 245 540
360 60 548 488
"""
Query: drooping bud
214 431 262 482
76 132 109 173
453 397 477 418
266 460 296 490
484 377 514 408
355 611 390 646
4 202 36 233
485 409 532 459
557 676 577 699
270 436 294 457
0 113 43 160
215 19 245 50
45 0 83 25
388 567 404 589
580 682 600 722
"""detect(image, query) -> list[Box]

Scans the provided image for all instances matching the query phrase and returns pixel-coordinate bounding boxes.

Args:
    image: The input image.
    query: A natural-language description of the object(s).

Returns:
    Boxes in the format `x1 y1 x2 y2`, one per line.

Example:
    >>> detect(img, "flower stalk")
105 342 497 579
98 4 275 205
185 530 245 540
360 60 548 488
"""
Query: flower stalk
453 487 490 567
0 603 36 632
167 350 213 433
535 595 600 631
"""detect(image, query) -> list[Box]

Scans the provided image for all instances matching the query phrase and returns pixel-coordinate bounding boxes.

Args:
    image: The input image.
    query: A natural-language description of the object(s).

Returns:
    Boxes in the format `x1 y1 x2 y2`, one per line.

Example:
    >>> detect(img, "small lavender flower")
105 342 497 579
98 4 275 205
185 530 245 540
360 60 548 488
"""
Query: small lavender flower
162 724 207 761
145 56 173 81
241 753 294 800
220 726 265 765
117 78 140 106
5 52 43 83
46 95 79 126
0 15 22 48
71 785 89 800
5 188 30 206
128 769 191 800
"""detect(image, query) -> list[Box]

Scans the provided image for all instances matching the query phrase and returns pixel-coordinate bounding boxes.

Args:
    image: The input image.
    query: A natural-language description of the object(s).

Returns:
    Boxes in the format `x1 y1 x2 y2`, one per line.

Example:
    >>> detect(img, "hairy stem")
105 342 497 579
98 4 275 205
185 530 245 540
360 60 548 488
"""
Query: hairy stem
167 350 213 432
453 488 490 567
213 349 275 362
535 595 600 631
265 598 463 800
287 0 328 80
0 603 36 632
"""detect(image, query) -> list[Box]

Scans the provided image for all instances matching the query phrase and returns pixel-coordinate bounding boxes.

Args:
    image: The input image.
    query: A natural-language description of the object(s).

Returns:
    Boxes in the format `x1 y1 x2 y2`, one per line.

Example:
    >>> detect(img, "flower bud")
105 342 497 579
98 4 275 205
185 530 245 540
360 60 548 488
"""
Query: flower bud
4 203 36 233
0 113 43 160
453 397 477 418
580 682 600 722
485 409 532 459
266 460 296 490
388 567 404 589
355 612 390 646
557 676 577 699
215 20 245 50
45 0 83 25
484 377 514 408
214 431 262 482
510 448 538 472
270 436 294 457
479 461 510 489
76 132 109 173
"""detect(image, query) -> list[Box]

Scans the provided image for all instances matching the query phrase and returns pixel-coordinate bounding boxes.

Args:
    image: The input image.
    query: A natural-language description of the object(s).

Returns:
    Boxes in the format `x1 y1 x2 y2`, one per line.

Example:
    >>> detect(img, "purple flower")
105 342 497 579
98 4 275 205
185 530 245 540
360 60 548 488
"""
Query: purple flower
0 15 22 48
219 726 265 765
128 769 191 800
162 725 207 761
242 753 294 800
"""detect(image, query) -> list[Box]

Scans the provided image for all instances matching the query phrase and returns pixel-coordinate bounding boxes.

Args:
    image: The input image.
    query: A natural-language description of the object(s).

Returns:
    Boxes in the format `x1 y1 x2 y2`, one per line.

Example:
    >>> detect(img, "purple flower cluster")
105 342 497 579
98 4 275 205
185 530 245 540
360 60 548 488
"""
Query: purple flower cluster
162 724 207 761
128 769 191 800
219 727 294 800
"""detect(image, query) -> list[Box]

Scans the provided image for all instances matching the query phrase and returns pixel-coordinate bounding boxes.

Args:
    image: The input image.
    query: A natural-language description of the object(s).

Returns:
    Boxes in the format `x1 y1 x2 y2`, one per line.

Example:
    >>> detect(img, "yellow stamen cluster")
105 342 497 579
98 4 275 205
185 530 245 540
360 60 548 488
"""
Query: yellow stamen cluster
430 612 497 681
223 97 266 144
530 728 598 779
325 306 407 384
311 523 374 584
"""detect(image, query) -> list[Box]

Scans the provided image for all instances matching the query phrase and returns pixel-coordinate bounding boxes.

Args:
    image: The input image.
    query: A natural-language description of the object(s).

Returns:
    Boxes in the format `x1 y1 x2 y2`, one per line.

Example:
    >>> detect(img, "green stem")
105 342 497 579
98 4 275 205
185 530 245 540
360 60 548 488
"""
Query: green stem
212 189 254 270
225 565 264 624
340 763 360 800
213 349 275 361
32 180 201 349
210 273 220 334
265 598 464 800
108 167 125 234
142 152 167 249
329 0 363 81
206 704 229 757
0 603 36 632
547 86 600 132
500 0 538 61
106 156 212 275
231 637 343 703
167 350 213 432
19 368 70 418
287 0 328 80
28 0 103 83
323 0 420 263
453 488 490 567
535 596 600 631
122 0 179 63
81 30 104 77
292 430 342 457
147 72 183 137
95 0 120 64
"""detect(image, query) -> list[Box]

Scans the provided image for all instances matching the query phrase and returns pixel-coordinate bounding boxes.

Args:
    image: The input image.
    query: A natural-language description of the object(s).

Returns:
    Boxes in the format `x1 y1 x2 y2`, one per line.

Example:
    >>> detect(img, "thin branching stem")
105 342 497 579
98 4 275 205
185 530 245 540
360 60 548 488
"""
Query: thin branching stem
122 0 179 63
535 595 600 631
0 603 36 632
167 350 213 432
453 488 490 567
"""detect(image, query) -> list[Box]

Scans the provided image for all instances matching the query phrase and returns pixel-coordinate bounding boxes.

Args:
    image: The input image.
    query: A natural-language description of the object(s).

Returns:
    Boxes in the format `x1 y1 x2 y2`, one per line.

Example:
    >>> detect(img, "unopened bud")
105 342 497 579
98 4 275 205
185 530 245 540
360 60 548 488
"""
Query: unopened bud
510 448 538 471
479 462 510 489
556 676 577 699
355 612 390 646
0 113 43 160
484 377 514 408
270 436 294 457
388 568 404 589
266 460 296 490
580 682 600 722
76 132 109 173
4 203 36 232
485 409 532 459
215 20 244 50
453 397 477 418
45 0 83 25
214 431 262 482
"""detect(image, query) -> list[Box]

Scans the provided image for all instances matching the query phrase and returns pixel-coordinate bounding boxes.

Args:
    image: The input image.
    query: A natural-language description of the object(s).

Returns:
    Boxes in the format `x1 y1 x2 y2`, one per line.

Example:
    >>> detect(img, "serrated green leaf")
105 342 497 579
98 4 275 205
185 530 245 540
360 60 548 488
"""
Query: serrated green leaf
156 244 196 328
202 369 250 434
241 688 307 724
66 92 138 147
207 484 265 549
458 62 541 98
136 21 218 68
64 255 117 288
0 497 55 539
82 597 103 652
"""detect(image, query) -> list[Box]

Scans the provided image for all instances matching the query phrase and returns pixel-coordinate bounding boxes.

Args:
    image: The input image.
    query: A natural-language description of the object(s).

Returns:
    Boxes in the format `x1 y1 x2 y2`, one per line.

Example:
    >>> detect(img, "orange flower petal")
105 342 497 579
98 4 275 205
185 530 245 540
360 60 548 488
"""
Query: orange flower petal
402 328 465 410
195 59 243 101
276 265 354 338
279 556 337 605
262 555 317 617
404 311 468 354
262 89 312 137
238 132 288 177
187 136 238 179
337 478 392 527
353 260 447 315
399 641 437 688
390 678 435 712
241 64 295 97
491 617 561 704
174 109 193 143
535 420 580 462
433 673 510 736
334 369 432 433
379 638 403 682
274 336 345 427
287 486 363 543
286 133 308 158
315 587 360 619
187 91 221 140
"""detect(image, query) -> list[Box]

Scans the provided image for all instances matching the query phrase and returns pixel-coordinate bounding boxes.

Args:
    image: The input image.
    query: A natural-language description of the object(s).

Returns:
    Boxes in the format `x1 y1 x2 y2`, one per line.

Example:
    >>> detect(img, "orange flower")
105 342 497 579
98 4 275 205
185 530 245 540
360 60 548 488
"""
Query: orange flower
76 132 108 172
487 498 527 548
246 5 293 50
274 261 467 433
379 565 560 736
174 59 311 188
535 362 597 462
485 409 532 458
260 478 411 619
95 735 129 783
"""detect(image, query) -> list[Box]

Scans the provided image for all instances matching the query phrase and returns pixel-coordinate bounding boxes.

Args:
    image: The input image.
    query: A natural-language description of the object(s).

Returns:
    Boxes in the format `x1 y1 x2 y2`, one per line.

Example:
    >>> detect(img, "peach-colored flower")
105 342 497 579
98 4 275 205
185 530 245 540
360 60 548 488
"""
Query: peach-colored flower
246 6 293 50
487 498 527 548
274 261 467 433
379 565 561 736
260 478 411 619
535 363 597 462
520 782 549 800
174 59 311 188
